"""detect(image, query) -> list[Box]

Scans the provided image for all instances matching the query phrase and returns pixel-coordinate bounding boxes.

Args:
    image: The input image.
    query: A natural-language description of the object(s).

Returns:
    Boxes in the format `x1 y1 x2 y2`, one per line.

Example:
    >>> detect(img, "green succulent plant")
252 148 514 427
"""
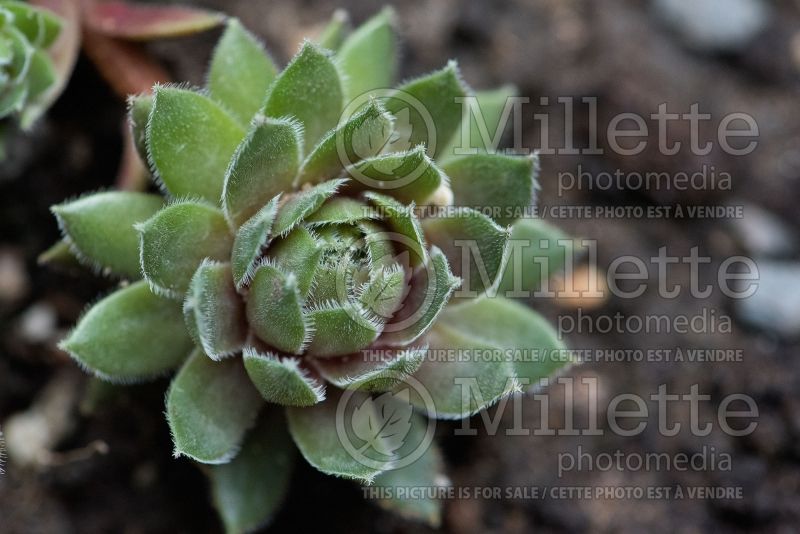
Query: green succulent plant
49 7 570 532
0 0 60 147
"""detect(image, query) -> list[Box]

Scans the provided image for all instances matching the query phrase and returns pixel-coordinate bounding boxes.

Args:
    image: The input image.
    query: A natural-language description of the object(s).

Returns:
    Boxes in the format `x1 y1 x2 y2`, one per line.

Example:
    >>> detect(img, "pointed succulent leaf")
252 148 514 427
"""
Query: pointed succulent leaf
498 218 572 296
380 246 460 347
358 264 406 320
246 263 310 354
304 303 383 358
37 239 80 270
297 100 393 186
138 200 233 298
128 93 152 164
25 49 55 99
422 207 510 298
265 226 322 298
272 178 348 235
372 410 446 527
243 348 325 406
52 191 164 278
440 296 569 384
306 197 376 226
348 146 443 204
59 281 192 382
316 8 350 51
286 389 392 483
363 191 427 267
312 346 425 393
263 41 343 147
442 153 537 226
384 62 468 160
167 350 263 464
147 86 245 201
337 6 397 99
411 320 518 420
209 409 294 534
223 116 302 227
230 196 280 290
208 18 278 126
440 84 517 159
183 261 246 360
84 1 224 40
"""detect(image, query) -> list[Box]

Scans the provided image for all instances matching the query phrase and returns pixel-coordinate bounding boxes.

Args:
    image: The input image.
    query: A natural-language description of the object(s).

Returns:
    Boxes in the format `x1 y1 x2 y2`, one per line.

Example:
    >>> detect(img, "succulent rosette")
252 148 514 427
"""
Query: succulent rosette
0 0 61 147
49 7 570 531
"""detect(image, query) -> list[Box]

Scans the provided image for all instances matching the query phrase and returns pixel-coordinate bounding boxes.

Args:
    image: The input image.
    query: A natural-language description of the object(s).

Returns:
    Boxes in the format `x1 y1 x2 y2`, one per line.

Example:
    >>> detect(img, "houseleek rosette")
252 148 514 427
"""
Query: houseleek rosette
49 8 570 532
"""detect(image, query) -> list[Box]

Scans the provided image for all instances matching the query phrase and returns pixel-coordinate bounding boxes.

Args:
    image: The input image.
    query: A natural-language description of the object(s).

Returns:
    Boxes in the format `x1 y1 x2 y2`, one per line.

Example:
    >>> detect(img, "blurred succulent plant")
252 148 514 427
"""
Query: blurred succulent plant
0 0 61 153
48 7 570 532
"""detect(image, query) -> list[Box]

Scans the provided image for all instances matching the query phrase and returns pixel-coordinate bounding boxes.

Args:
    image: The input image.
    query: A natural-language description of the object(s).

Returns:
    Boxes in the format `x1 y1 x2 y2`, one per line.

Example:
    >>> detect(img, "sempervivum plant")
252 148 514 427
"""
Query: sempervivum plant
0 0 61 146
50 7 569 532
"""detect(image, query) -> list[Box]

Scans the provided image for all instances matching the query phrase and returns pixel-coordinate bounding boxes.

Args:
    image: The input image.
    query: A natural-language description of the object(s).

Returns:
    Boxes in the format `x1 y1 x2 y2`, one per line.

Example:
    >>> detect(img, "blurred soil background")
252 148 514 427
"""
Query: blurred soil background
1 0 799 532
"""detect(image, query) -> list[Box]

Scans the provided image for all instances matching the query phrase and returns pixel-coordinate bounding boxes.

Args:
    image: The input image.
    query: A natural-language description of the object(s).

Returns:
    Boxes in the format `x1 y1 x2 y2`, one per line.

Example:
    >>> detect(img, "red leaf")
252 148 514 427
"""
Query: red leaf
82 28 170 97
84 0 225 40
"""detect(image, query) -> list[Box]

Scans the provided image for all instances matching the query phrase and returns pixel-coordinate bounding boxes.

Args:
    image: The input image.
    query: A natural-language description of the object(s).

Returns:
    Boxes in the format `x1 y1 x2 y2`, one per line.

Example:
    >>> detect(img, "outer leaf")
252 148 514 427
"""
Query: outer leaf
317 8 350 51
272 178 347 236
372 410 446 527
442 153 536 226
243 348 325 406
25 49 56 100
384 62 468 160
223 116 302 227
363 191 427 267
348 146 443 205
439 296 570 384
263 41 343 147
422 207 510 298
246 263 310 354
230 196 280 289
296 100 393 186
412 321 518 419
265 226 322 298
59 281 192 382
84 1 224 40
128 93 152 164
137 200 232 298
337 6 397 99
210 410 294 534
147 86 245 201
166 350 263 464
207 18 277 125
52 191 163 278
183 261 246 360
498 218 572 296
80 27 170 98
440 84 517 159
380 246 460 347
304 303 383 358
286 388 392 483
312 346 425 393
